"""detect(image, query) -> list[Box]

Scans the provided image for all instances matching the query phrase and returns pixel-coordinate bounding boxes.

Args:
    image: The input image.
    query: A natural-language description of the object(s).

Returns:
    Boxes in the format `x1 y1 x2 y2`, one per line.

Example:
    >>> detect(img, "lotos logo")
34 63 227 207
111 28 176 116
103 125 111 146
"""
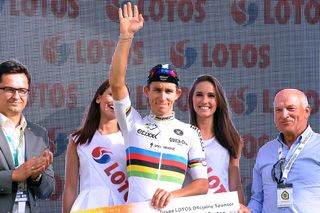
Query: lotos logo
231 0 258 26
92 147 112 164
170 40 197 69
43 36 71 65
229 86 257 115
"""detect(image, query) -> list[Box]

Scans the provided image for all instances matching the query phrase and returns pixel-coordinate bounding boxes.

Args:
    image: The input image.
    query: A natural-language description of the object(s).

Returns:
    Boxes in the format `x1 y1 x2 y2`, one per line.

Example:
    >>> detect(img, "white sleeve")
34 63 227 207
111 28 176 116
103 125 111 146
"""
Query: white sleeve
113 95 141 135
187 125 208 180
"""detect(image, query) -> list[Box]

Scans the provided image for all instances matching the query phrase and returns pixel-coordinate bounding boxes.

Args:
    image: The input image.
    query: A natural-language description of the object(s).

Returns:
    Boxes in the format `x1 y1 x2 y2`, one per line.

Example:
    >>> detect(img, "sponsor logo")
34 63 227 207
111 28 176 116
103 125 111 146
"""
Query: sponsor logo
163 145 175 151
144 123 158 130
43 37 142 65
174 129 183 136
264 0 320 25
150 142 175 151
92 146 112 164
43 36 71 65
105 0 206 23
231 88 319 116
170 40 197 69
190 125 205 151
8 0 79 18
207 167 227 193
231 0 320 26
229 86 257 115
281 191 289 200
231 0 258 26
169 137 188 146
137 128 160 139
190 125 198 131
202 43 270 69
150 142 161 149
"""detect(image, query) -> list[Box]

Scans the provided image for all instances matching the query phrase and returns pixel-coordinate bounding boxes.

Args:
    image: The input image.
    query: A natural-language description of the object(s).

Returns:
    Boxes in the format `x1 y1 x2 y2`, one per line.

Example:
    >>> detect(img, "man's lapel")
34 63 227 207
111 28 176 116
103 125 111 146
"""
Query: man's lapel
0 129 15 169
25 125 35 160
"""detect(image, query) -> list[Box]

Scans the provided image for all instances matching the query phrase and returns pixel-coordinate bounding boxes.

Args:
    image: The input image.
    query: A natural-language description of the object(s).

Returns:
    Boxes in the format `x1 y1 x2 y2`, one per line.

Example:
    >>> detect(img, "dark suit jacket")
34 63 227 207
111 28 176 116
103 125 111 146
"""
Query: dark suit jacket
0 121 55 213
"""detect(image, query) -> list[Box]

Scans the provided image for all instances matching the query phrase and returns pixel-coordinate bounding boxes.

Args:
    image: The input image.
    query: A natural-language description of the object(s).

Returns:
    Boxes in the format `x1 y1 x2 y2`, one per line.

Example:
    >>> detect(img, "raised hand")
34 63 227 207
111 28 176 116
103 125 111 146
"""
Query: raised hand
118 2 144 37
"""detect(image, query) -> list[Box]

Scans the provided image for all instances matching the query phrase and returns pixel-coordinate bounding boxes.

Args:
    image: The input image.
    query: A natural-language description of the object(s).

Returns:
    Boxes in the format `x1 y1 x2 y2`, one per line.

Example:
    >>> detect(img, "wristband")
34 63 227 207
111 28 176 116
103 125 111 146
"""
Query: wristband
119 34 134 40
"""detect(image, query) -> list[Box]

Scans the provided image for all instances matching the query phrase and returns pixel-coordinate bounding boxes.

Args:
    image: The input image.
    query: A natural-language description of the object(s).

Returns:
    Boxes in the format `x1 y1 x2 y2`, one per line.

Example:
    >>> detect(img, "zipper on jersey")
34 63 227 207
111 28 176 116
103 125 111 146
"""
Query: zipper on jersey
156 127 163 187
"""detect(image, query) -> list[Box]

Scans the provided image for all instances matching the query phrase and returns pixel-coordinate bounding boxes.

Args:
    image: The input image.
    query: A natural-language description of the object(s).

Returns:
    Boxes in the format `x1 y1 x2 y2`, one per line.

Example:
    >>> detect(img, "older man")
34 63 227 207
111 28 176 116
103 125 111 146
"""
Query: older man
241 89 320 213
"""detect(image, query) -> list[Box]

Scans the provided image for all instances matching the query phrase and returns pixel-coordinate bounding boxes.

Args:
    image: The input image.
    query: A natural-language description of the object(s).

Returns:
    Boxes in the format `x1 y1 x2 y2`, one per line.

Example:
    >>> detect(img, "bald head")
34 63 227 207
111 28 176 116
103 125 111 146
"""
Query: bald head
274 89 309 108
273 88 311 145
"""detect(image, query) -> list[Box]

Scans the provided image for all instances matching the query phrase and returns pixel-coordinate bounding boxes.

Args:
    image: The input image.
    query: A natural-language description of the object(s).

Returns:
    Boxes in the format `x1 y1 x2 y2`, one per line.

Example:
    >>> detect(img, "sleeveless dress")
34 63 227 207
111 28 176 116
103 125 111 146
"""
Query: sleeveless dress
204 137 230 193
184 137 230 193
71 131 128 211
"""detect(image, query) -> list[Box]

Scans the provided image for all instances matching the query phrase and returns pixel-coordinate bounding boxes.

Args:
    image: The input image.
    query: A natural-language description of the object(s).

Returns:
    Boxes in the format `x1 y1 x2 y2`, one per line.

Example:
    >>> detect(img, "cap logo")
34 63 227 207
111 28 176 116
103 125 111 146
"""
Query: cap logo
147 64 179 86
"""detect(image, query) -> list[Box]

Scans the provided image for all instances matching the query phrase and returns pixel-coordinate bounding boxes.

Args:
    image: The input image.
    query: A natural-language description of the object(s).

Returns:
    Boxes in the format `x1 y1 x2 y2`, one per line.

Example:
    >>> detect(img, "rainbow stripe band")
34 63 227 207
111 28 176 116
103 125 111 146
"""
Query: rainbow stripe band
125 106 131 116
126 146 187 184
188 158 205 168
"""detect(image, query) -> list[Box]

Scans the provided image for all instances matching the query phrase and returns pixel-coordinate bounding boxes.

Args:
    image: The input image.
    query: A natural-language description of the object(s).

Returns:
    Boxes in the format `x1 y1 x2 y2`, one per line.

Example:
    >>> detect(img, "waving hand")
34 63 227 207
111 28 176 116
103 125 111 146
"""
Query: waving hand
119 2 144 37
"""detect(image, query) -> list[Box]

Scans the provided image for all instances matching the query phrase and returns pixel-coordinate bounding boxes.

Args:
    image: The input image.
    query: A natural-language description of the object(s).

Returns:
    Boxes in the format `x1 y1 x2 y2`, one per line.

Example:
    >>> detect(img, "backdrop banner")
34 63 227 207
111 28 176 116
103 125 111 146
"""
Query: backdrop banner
72 191 239 213
1 1 319 211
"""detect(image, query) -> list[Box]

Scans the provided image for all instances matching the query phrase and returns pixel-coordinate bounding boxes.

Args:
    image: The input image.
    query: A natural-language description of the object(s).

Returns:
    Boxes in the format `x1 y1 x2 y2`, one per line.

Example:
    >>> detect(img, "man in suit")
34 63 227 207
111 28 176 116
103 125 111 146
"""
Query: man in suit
0 60 54 213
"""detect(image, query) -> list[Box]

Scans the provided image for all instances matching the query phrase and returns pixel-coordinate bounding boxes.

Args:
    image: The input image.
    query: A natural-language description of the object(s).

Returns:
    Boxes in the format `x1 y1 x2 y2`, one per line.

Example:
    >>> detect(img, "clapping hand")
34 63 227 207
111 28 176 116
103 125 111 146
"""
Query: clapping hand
12 149 53 182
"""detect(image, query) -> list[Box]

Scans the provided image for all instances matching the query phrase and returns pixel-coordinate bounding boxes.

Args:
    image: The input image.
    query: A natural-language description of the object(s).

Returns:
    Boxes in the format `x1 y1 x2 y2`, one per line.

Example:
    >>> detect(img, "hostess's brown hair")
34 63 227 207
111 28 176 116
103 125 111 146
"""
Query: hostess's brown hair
72 80 110 145
188 75 241 158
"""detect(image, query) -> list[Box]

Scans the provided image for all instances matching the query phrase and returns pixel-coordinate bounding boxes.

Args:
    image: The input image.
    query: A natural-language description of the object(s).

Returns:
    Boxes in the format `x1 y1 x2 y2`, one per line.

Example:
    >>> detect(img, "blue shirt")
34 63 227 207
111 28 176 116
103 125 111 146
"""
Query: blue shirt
248 126 320 213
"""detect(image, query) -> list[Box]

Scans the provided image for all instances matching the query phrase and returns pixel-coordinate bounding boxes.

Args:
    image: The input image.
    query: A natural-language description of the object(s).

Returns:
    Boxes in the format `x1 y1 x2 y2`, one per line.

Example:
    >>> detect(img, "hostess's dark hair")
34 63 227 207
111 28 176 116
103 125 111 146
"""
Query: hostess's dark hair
72 80 110 145
188 75 241 158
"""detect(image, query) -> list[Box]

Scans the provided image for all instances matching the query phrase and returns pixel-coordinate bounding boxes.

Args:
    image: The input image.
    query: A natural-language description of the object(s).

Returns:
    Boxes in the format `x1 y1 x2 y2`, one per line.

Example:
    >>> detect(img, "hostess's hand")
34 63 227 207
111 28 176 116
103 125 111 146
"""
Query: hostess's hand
239 203 252 213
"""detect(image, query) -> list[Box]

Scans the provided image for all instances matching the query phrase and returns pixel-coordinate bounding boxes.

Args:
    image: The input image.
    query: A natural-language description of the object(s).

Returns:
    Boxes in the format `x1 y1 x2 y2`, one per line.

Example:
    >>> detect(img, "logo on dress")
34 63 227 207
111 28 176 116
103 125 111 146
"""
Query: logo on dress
92 146 112 164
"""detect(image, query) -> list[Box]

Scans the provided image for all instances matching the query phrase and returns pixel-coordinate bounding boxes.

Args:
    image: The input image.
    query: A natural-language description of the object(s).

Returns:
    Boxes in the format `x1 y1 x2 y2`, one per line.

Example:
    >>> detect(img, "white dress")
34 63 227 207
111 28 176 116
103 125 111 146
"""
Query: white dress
204 137 230 193
71 131 128 211
183 137 230 193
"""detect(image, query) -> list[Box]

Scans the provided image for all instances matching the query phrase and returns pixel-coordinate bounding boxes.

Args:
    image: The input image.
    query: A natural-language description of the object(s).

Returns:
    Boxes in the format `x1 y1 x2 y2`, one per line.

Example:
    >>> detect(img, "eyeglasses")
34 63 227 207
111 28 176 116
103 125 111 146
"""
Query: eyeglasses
271 158 285 184
149 68 177 78
0 87 29 96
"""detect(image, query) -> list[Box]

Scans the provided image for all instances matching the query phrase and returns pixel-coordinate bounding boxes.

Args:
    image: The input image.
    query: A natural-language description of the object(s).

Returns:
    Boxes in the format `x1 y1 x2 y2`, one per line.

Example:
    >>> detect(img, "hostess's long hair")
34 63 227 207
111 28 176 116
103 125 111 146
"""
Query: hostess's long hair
188 75 241 158
72 80 110 145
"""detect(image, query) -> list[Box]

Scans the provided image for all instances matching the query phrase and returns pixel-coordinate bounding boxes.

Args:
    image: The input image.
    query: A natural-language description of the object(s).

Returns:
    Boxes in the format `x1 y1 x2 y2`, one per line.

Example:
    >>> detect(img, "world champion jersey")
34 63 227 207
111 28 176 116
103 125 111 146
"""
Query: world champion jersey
114 96 207 203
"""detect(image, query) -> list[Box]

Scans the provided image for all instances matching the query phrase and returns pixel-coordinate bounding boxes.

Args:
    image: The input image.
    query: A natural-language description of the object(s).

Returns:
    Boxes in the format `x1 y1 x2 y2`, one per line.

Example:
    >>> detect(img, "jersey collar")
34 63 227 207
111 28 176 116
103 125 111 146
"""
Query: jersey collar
149 111 175 121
